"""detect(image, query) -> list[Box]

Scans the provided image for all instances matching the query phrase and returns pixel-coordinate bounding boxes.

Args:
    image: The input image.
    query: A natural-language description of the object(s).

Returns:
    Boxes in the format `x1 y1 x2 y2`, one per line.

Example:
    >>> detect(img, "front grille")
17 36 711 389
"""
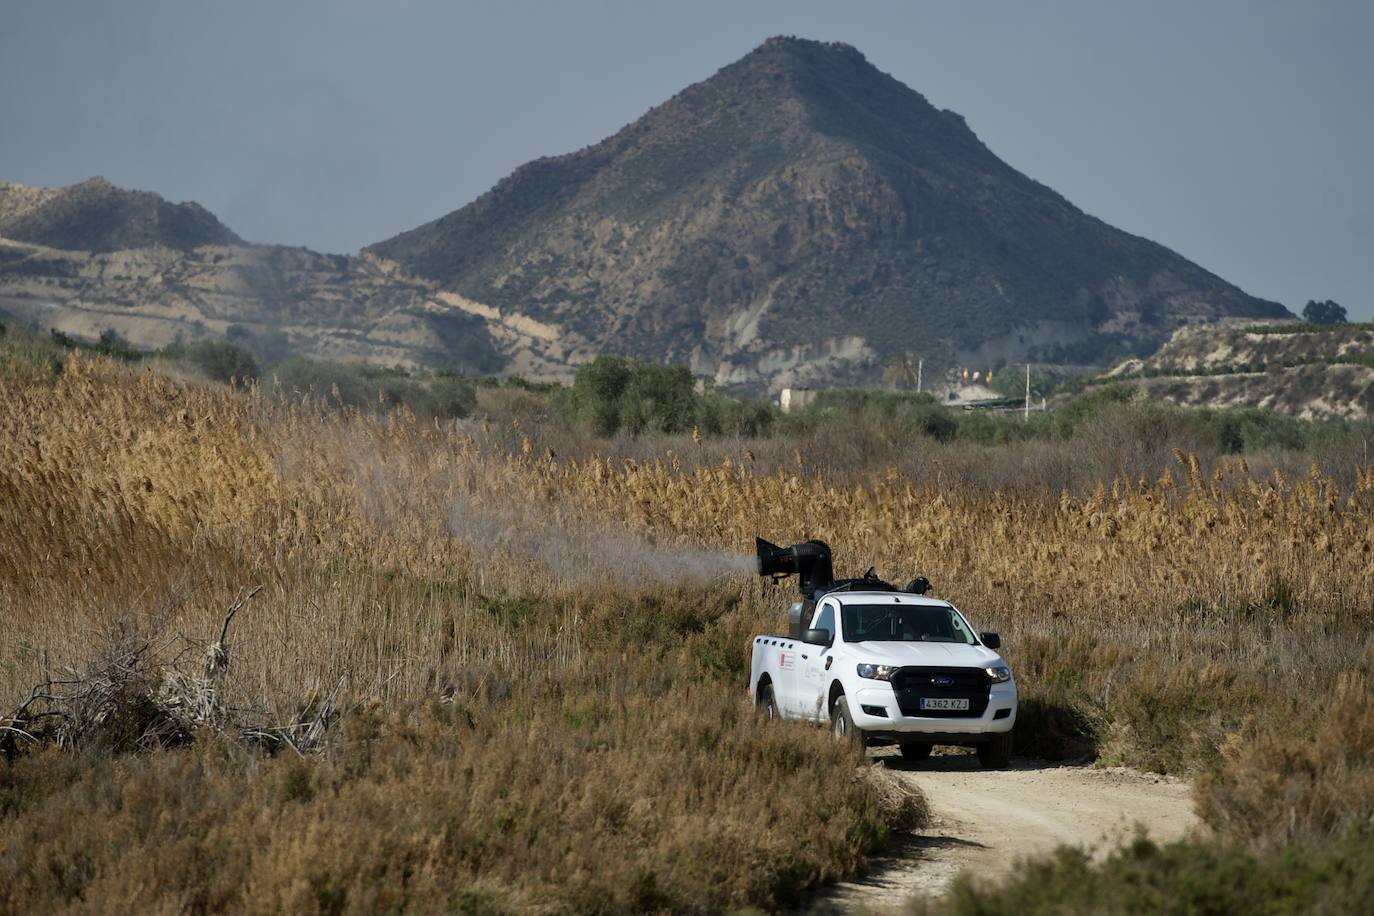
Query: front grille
890 666 990 718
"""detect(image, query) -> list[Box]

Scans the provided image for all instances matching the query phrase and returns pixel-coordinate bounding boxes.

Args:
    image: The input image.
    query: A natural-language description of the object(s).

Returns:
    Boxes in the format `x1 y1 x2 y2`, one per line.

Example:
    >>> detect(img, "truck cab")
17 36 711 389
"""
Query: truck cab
749 590 1017 767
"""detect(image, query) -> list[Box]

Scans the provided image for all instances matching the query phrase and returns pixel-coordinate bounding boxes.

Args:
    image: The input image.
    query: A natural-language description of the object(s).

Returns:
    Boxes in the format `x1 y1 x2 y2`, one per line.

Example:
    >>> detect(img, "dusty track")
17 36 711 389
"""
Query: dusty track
810 751 1197 913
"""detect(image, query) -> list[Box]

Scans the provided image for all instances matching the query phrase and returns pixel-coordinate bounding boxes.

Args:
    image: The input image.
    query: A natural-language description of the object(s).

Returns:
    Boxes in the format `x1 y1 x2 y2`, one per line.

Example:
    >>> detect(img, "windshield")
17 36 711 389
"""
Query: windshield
840 603 976 644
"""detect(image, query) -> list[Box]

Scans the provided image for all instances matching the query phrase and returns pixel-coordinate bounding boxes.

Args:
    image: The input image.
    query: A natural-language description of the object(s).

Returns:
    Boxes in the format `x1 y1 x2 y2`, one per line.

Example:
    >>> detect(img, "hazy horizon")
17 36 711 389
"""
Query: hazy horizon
2 1 1370 319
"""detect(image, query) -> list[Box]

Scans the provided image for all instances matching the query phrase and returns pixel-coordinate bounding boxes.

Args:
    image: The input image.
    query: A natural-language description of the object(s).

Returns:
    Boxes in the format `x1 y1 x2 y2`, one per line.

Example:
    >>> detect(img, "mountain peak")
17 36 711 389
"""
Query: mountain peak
716 36 887 102
368 40 1289 390
752 35 866 60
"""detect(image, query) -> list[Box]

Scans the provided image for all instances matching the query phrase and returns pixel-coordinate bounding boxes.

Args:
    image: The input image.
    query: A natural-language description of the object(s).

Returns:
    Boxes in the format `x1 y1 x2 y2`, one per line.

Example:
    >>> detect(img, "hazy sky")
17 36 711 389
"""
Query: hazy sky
3 1 1370 318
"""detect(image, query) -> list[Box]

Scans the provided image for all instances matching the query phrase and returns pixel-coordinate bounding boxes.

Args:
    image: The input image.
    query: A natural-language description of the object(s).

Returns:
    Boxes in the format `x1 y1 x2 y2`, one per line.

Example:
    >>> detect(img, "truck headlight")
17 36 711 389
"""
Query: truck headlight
985 666 1012 683
857 663 896 681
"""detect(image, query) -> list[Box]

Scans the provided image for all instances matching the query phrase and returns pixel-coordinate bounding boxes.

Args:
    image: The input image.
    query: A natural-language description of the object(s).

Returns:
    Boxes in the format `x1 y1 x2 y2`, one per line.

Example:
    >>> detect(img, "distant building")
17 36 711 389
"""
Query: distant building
779 387 817 413
944 382 1001 406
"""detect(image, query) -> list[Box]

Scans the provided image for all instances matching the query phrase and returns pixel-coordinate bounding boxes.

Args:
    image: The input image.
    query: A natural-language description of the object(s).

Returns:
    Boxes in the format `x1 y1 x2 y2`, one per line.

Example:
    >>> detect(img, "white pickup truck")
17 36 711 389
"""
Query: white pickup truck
749 538 1017 768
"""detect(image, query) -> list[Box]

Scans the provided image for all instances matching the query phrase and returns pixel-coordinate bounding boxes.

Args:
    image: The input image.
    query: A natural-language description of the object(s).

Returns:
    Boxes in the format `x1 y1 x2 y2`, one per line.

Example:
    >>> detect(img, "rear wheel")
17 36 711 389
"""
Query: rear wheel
756 682 779 721
899 741 934 761
977 732 1013 769
831 696 868 758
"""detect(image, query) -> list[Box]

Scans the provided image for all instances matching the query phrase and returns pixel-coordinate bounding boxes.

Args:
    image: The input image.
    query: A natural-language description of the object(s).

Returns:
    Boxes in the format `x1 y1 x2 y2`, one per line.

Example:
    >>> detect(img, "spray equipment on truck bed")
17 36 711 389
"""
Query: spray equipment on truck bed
755 537 834 599
756 537 933 638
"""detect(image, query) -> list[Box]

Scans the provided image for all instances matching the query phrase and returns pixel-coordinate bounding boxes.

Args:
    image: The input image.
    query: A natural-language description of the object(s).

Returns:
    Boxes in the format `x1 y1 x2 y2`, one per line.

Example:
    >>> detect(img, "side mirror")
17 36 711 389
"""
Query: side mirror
981 632 1002 650
803 628 832 647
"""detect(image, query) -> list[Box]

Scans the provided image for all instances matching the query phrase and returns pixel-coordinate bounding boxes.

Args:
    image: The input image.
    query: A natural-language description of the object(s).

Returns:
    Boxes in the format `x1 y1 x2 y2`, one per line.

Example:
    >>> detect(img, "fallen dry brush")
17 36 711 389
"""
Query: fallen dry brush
1 584 355 765
2 618 171 756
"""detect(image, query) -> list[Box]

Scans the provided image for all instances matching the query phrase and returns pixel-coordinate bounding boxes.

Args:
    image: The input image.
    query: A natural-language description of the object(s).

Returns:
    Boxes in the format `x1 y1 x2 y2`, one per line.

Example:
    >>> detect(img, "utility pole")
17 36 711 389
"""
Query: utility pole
1024 363 1030 422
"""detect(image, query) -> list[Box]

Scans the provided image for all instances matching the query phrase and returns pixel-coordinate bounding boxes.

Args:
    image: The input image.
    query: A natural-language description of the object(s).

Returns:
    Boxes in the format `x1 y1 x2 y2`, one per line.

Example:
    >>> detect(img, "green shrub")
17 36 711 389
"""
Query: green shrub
912 830 1374 916
1050 384 1136 438
269 357 476 419
1240 321 1374 335
225 323 296 364
909 402 958 442
177 339 260 383
0 324 66 380
989 367 1054 400
570 355 778 436
271 356 374 407
429 373 479 419
573 354 635 435
46 328 144 362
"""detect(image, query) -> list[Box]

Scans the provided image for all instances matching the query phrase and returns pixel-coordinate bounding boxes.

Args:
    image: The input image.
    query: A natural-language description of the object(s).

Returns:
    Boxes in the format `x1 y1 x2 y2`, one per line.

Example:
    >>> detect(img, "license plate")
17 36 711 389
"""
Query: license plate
920 697 970 711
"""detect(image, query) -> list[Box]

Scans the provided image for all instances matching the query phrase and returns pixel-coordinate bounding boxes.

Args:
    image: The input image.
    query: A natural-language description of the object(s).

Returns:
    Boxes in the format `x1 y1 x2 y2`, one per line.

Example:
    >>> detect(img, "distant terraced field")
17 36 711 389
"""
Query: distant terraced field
1096 320 1374 418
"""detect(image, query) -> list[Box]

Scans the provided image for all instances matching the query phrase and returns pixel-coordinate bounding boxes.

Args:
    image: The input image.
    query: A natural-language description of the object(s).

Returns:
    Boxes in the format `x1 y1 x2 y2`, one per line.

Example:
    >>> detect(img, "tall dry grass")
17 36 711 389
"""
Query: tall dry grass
3 352 1374 910
0 355 916 913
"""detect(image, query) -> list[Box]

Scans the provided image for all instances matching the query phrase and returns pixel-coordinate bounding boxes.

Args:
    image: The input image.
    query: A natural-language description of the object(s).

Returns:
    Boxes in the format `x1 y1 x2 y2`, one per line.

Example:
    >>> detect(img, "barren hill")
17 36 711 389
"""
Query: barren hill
0 234 509 375
368 36 1290 391
0 176 509 375
0 177 242 252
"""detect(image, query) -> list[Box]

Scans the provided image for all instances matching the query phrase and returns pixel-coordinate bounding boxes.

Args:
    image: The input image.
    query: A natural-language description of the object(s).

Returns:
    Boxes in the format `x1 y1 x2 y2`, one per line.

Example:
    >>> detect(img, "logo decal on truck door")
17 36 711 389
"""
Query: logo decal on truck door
779 651 794 670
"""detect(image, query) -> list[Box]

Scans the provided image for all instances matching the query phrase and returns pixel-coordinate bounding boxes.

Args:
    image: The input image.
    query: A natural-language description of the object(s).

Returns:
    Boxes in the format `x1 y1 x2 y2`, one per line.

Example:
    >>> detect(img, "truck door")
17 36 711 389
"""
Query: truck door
793 601 837 720
771 638 803 715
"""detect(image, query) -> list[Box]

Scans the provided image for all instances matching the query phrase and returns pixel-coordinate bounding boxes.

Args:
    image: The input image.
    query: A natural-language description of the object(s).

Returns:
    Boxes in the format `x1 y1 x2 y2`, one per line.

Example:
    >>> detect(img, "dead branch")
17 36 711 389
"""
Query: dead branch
207 585 262 675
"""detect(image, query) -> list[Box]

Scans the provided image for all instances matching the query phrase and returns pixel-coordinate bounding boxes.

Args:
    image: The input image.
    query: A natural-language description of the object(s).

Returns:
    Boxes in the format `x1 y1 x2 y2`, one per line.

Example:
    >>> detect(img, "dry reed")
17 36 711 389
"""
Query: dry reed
3 352 1373 911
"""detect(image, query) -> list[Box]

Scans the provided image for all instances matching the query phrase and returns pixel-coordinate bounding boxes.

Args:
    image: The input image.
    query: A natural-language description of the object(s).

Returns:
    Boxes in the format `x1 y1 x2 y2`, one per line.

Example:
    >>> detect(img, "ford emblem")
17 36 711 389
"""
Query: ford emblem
932 676 954 686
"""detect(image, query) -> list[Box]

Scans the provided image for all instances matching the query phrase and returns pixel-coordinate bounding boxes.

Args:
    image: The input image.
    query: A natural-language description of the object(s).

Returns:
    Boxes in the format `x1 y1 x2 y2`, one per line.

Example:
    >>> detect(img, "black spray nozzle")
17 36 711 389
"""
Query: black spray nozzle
756 537 834 599
904 576 931 595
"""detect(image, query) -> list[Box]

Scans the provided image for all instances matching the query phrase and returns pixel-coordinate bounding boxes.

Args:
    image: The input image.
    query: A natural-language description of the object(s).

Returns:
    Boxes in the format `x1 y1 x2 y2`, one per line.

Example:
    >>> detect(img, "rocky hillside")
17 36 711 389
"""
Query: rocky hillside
0 237 508 374
0 177 242 252
1100 321 1374 418
368 36 1290 391
0 176 513 375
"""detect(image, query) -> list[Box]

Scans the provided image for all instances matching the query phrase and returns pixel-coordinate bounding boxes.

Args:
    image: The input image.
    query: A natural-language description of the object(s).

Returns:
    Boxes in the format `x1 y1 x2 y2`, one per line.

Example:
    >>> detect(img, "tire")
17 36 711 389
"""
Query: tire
831 696 868 757
899 741 934 761
756 682 779 721
977 732 1013 769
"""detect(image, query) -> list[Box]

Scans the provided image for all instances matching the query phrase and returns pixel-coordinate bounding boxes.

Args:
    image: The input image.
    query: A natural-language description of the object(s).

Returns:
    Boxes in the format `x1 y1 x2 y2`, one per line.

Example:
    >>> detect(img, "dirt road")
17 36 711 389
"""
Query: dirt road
810 751 1197 913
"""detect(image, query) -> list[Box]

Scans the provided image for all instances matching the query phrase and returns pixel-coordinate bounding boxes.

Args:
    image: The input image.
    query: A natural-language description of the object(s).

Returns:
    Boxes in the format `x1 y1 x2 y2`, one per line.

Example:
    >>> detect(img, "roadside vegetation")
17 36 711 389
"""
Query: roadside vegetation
1241 321 1373 335
4 327 1374 912
1082 351 1374 381
6 323 1370 462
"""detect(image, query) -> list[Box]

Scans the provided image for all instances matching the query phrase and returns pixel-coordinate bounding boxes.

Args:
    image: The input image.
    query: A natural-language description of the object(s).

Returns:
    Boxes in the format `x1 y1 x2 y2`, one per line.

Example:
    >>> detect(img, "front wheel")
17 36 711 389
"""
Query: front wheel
831 696 868 758
977 732 1013 769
